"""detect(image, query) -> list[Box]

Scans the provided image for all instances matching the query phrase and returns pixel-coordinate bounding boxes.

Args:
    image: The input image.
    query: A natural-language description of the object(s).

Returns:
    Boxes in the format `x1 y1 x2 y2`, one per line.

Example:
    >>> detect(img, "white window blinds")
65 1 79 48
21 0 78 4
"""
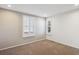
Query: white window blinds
23 15 34 37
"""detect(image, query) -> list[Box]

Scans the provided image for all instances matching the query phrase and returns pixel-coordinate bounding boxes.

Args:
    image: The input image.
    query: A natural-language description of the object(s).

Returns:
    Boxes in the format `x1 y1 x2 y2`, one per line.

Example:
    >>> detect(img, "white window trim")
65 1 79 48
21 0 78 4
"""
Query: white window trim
22 15 35 37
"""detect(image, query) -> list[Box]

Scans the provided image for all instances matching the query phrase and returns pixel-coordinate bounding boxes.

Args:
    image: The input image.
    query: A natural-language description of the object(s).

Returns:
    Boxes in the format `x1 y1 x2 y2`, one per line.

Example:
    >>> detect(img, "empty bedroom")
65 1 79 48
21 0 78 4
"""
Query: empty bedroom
0 4 79 55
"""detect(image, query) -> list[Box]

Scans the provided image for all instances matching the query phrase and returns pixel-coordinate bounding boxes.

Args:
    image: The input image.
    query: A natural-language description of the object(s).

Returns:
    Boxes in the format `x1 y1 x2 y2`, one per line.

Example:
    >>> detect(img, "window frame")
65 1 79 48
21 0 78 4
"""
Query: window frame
22 15 34 37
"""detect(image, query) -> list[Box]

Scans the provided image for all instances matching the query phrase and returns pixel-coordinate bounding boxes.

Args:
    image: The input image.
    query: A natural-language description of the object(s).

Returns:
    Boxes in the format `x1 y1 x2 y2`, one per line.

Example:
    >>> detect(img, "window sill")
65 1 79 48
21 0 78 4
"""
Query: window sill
23 32 35 37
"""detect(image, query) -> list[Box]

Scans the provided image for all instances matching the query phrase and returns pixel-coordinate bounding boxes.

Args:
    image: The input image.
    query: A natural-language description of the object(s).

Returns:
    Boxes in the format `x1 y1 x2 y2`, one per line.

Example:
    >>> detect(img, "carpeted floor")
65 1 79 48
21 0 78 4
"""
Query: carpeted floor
0 39 79 55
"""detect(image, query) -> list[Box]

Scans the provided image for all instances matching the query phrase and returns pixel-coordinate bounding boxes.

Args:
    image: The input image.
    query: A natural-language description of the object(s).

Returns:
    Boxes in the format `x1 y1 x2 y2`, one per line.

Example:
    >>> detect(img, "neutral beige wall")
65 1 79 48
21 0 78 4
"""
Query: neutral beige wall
0 9 45 49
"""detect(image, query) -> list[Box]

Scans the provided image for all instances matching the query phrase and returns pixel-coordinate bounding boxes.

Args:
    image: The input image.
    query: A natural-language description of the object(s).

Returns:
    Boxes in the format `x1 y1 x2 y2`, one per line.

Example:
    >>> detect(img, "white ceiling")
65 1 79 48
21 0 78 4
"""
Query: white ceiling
0 4 79 17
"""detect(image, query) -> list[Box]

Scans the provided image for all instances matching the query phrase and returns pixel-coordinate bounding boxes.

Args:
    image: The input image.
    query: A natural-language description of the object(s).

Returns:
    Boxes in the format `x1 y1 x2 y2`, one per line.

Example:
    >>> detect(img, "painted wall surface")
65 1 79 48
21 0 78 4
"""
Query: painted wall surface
46 10 79 48
0 9 45 49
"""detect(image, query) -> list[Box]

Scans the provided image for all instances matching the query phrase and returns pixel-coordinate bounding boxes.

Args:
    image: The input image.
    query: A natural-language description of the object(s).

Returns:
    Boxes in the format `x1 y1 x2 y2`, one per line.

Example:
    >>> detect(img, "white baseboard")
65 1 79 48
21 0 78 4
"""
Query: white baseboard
47 38 79 49
0 39 45 51
46 35 79 49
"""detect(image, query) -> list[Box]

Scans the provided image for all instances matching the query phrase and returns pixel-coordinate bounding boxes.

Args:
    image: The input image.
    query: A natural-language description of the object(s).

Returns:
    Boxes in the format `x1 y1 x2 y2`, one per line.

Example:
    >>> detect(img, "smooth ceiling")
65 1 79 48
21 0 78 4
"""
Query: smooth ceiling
0 4 79 17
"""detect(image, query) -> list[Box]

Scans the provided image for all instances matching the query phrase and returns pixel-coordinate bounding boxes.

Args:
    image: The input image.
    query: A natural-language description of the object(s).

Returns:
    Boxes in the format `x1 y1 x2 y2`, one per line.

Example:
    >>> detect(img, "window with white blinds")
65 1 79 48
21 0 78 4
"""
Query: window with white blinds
23 15 34 37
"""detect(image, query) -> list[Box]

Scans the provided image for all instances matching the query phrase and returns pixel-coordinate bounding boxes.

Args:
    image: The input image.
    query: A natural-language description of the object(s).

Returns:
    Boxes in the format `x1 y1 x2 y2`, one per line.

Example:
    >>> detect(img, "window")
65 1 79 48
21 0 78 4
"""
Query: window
23 15 34 37
48 21 51 33
46 18 52 34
